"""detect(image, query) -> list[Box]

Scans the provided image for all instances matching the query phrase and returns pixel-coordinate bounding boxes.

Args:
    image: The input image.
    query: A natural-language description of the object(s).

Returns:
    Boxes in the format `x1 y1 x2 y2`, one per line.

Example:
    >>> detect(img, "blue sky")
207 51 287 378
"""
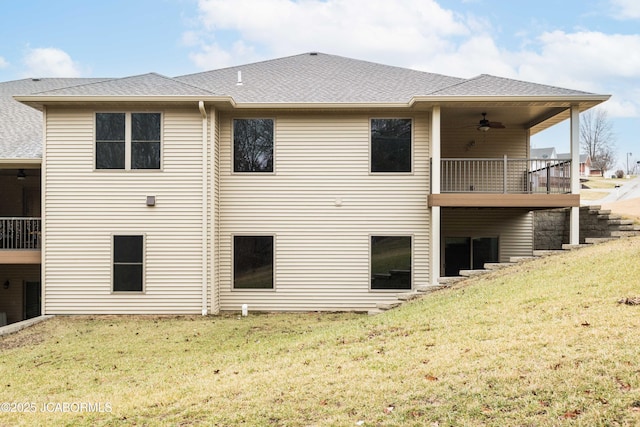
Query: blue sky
1 0 638 171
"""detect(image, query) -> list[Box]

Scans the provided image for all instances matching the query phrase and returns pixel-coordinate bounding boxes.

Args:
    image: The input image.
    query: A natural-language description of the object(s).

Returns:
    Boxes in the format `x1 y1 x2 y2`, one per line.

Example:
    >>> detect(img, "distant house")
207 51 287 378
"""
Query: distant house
531 147 558 160
0 52 609 323
558 153 592 177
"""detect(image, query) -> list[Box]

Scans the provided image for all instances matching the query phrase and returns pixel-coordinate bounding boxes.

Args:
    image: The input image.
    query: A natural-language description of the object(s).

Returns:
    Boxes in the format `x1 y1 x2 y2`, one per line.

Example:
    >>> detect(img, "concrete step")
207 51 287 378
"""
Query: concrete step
436 277 465 285
376 301 402 310
532 250 565 257
608 219 634 225
416 284 446 293
397 292 421 301
562 243 592 250
484 262 515 270
585 237 619 244
610 231 640 238
597 209 612 215
598 214 622 221
617 225 638 231
459 269 488 277
368 309 385 316
509 256 536 263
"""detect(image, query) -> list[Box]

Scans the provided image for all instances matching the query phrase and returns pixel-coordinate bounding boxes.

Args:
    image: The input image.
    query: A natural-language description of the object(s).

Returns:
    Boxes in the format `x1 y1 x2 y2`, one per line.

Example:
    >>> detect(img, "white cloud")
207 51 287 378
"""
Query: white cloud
22 47 83 78
610 0 640 19
187 0 472 69
0 56 8 68
184 0 640 119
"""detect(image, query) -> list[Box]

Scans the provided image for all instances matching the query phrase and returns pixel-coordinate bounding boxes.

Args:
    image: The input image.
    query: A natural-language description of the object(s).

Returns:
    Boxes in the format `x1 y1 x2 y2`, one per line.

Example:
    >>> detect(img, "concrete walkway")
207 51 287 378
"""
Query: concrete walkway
584 176 640 205
0 315 54 337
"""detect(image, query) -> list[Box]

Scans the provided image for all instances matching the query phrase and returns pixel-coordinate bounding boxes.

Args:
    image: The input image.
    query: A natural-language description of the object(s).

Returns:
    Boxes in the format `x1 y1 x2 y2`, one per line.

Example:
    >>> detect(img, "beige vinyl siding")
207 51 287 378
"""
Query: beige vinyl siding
441 208 533 269
441 126 528 158
218 111 430 311
0 264 41 324
43 107 206 314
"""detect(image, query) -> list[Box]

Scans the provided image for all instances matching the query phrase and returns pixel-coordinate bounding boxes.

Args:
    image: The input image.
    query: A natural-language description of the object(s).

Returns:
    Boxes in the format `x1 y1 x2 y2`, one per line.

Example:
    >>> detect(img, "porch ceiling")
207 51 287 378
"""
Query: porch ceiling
438 101 600 135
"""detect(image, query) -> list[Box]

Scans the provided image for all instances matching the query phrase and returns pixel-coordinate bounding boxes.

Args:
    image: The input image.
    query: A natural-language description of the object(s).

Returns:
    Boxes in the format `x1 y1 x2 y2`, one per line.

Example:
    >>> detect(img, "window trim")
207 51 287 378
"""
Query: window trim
231 234 276 291
369 234 413 292
111 234 146 293
231 117 276 175
94 111 163 172
369 117 414 175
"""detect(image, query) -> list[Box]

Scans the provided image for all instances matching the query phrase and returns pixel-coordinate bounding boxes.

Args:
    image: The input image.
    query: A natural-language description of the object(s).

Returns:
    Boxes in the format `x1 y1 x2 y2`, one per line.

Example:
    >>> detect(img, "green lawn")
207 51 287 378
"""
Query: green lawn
2 238 640 426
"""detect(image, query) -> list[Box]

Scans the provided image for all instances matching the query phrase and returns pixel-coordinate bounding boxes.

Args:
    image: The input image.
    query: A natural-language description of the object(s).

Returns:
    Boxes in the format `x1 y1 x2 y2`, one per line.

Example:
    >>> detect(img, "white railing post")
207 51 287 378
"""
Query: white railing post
503 155 508 193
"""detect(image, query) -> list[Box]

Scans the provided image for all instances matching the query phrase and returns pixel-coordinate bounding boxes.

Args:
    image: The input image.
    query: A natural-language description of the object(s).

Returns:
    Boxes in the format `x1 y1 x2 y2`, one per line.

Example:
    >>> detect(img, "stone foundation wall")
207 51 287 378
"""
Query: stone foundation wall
534 206 612 250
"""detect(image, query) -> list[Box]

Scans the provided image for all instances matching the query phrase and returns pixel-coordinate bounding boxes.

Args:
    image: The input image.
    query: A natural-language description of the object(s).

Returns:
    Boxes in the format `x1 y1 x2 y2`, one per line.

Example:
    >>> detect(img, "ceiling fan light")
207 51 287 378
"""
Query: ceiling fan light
477 125 490 132
17 169 27 180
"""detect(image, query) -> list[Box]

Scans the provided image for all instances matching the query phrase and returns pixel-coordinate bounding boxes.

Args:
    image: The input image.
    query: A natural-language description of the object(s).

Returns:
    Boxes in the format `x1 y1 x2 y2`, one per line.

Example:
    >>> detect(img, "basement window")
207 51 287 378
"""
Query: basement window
370 236 412 290
113 235 144 292
233 235 274 289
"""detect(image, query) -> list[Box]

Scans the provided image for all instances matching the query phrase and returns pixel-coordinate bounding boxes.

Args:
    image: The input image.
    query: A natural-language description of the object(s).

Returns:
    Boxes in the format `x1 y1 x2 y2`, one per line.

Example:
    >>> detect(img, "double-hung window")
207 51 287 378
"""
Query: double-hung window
113 235 144 292
96 112 161 170
233 118 274 172
370 118 412 173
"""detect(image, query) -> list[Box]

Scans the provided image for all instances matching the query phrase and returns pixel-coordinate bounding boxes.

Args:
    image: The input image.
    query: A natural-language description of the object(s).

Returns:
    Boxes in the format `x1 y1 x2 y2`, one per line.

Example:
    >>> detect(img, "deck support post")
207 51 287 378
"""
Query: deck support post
570 105 580 245
430 106 441 285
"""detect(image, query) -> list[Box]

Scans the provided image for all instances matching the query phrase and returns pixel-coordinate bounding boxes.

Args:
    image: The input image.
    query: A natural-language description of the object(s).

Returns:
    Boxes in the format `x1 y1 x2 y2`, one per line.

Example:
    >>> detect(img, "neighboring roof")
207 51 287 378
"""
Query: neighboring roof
558 153 590 163
34 73 218 97
531 147 557 159
0 78 109 159
174 52 466 103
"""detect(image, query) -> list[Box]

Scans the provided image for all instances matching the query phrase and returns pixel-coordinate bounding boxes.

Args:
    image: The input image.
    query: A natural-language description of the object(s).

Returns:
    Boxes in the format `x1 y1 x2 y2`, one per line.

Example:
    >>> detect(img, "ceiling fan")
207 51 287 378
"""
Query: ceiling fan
476 112 505 132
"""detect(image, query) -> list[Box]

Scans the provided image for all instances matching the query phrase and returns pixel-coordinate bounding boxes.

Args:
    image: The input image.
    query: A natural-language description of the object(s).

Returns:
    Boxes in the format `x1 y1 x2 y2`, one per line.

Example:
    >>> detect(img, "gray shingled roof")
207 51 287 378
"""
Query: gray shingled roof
34 73 218 97
430 74 593 97
0 78 109 159
175 52 467 103
1 52 606 160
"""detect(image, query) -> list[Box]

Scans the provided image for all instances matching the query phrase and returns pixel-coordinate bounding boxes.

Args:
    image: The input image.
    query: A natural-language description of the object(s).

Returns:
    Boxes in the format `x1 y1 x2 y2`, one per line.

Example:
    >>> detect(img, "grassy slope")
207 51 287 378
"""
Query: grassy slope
1 238 640 426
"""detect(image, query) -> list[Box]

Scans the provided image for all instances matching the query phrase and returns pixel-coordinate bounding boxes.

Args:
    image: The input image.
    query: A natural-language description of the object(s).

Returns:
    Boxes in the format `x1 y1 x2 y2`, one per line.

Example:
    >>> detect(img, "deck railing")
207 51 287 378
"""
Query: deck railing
441 157 571 194
0 218 41 250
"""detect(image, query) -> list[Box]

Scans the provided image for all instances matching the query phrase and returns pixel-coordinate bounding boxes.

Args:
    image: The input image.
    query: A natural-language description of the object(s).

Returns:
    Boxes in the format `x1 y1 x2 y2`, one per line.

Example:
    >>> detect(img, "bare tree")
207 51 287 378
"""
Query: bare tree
591 144 617 177
580 108 616 176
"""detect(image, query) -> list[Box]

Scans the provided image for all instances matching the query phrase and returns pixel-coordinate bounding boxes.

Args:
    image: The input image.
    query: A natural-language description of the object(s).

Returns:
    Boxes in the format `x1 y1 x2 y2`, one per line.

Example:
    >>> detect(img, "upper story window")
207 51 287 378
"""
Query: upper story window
370 118 412 173
233 118 274 173
96 112 161 170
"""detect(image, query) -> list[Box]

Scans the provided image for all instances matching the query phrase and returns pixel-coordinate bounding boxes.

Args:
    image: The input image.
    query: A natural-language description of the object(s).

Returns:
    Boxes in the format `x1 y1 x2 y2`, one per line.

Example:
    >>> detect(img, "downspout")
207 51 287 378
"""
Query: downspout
199 101 208 316
41 106 47 316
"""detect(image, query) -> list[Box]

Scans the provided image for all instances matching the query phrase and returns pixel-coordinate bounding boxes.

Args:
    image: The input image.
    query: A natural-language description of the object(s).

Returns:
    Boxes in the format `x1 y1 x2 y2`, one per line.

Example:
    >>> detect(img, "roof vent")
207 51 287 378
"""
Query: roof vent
237 70 243 86
309 52 318 56
32 78 41 82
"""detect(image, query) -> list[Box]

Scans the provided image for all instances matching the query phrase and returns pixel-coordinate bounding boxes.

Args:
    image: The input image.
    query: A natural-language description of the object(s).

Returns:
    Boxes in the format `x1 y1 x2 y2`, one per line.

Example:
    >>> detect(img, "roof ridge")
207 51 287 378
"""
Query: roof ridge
427 74 482 95
175 52 319 79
